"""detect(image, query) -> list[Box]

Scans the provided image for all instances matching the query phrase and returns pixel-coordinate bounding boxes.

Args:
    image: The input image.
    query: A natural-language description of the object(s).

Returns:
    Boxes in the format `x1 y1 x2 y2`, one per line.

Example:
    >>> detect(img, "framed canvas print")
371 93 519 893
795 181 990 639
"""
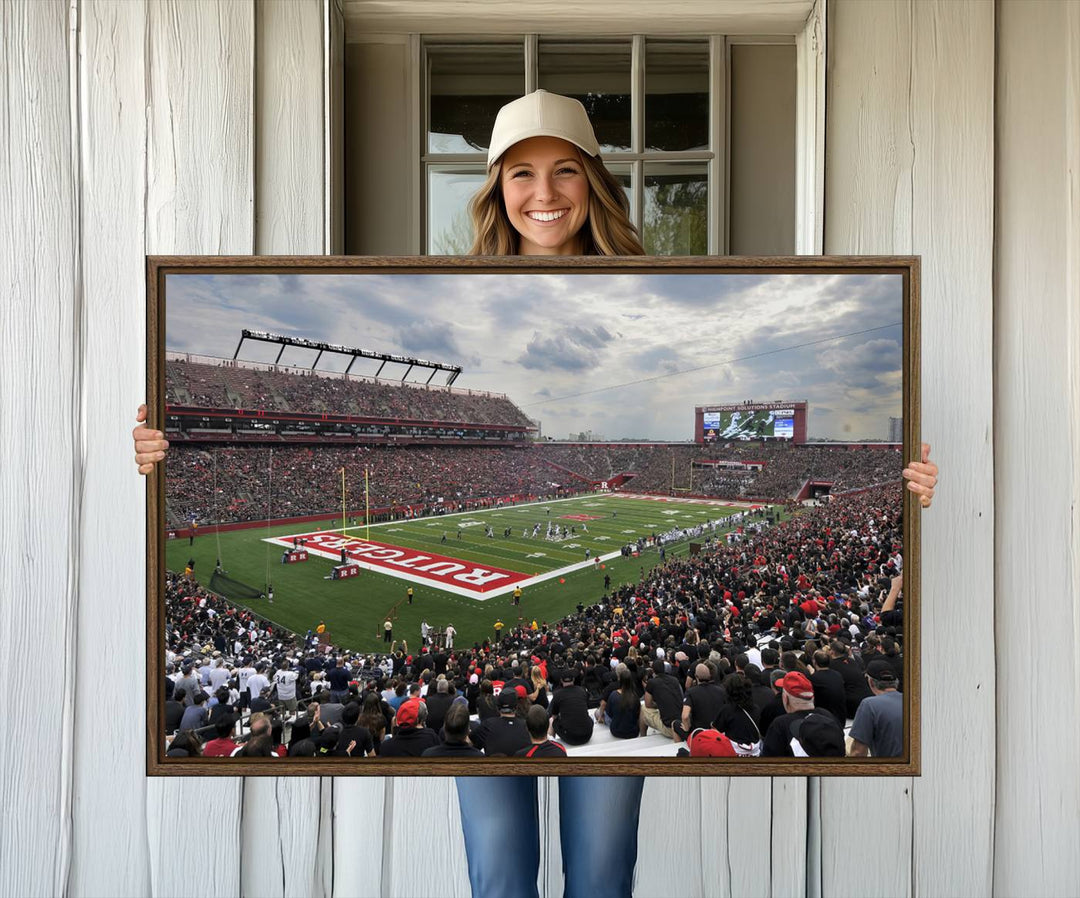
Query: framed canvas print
146 256 920 776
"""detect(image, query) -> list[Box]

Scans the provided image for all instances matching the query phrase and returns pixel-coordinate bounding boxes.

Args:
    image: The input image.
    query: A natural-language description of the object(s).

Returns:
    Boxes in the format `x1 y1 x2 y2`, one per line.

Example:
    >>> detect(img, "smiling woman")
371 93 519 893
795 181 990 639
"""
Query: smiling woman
467 90 644 257
500 137 591 255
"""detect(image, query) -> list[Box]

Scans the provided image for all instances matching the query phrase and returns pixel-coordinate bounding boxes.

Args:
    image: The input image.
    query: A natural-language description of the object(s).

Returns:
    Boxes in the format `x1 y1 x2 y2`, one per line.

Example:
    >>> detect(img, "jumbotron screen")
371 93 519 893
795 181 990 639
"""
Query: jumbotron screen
696 401 808 444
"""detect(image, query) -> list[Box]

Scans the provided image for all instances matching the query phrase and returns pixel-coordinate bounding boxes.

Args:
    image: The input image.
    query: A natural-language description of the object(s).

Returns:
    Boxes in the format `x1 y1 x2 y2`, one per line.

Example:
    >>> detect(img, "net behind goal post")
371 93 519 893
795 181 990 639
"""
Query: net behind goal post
209 570 265 603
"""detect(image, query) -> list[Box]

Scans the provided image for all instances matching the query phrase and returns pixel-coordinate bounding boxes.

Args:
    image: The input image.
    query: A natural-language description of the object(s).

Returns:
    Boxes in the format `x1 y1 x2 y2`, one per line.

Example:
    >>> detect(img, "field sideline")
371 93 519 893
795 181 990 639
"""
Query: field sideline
166 493 780 653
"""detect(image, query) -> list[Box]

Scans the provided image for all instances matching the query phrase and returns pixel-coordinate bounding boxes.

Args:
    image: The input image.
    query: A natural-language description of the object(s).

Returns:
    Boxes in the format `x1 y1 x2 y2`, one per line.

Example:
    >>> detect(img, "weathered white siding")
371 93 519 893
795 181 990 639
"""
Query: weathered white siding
994 1 1080 895
1 1 1077 896
824 2 997 897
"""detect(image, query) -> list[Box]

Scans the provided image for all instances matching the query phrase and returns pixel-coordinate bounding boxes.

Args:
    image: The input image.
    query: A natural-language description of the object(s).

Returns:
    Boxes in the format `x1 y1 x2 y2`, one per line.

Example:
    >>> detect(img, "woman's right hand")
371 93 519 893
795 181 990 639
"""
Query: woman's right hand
133 403 169 474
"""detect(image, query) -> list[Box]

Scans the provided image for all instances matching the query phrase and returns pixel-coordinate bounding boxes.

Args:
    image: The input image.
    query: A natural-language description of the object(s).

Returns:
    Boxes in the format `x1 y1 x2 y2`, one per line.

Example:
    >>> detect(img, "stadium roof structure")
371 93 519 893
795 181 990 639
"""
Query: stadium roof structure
233 330 462 386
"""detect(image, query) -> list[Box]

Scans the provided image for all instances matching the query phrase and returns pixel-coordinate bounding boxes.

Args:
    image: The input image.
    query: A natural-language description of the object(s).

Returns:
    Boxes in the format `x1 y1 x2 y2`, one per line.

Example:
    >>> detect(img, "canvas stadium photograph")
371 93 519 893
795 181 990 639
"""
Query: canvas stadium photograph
146 256 922 776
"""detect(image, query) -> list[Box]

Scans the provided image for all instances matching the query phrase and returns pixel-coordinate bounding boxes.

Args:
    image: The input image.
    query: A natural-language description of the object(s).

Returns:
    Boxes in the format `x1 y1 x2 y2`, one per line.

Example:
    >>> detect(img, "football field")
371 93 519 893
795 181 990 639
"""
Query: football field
167 493 779 653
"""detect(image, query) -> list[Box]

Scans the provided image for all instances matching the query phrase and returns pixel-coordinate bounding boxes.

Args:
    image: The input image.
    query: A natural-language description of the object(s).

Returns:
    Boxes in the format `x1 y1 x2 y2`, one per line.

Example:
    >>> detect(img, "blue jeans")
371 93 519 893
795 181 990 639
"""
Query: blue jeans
455 776 645 898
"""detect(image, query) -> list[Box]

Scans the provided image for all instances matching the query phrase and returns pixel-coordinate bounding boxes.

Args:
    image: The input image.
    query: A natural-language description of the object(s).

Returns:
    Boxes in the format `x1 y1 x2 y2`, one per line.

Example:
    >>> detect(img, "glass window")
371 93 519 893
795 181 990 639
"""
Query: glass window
427 44 524 154
645 40 710 152
643 163 708 255
605 163 634 213
538 40 632 153
428 167 488 255
417 35 794 256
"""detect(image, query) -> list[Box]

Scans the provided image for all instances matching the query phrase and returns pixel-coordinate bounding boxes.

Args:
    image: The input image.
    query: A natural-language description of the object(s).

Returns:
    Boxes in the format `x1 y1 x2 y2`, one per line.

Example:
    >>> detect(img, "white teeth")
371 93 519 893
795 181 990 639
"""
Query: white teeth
527 210 567 222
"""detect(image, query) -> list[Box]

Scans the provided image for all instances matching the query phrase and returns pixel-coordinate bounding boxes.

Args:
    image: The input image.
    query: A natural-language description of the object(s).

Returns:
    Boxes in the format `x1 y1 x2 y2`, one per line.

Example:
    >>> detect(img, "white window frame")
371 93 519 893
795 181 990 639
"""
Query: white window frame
411 2 825 256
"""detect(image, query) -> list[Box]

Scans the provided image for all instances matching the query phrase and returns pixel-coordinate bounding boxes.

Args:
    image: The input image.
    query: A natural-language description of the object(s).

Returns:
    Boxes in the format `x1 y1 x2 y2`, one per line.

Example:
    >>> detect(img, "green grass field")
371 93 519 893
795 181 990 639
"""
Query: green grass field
168 494 778 653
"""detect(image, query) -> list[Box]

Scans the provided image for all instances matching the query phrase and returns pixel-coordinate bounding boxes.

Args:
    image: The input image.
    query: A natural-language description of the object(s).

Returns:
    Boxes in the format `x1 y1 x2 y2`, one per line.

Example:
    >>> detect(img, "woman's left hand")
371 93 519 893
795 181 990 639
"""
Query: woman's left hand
902 442 938 508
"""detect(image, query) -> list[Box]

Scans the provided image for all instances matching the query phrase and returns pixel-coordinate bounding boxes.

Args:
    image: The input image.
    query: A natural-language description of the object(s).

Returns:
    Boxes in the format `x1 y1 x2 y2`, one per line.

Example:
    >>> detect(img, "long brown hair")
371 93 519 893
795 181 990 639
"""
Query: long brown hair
468 151 644 256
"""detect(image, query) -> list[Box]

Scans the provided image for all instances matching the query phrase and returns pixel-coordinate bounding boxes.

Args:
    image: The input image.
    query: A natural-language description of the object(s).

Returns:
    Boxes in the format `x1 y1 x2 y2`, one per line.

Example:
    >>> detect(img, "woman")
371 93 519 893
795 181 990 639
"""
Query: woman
526 664 548 710
165 729 203 758
133 89 939 898
604 662 641 740
713 673 763 756
359 691 388 752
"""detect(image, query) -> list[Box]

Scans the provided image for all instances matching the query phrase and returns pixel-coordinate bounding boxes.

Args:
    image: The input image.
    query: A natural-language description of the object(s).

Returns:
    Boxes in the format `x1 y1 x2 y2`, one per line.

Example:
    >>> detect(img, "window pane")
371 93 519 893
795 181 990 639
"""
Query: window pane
645 40 709 152
643 163 708 255
428 167 487 254
428 44 524 154
604 163 634 222
538 41 631 153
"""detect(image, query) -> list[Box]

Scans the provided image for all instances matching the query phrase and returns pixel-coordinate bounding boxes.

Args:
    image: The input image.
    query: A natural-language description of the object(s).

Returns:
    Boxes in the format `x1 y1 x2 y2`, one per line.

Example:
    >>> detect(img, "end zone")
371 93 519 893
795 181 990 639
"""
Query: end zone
264 530 623 601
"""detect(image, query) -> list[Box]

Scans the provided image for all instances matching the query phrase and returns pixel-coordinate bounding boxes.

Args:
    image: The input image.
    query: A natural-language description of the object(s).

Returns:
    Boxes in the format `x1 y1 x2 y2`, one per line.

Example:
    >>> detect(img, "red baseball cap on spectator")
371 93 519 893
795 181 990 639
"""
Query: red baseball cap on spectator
688 728 737 757
396 699 421 728
777 672 814 700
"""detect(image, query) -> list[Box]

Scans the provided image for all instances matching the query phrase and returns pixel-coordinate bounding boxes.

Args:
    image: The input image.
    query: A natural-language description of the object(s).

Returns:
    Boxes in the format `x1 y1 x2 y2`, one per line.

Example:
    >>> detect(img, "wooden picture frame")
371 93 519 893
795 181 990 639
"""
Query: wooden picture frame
147 255 920 776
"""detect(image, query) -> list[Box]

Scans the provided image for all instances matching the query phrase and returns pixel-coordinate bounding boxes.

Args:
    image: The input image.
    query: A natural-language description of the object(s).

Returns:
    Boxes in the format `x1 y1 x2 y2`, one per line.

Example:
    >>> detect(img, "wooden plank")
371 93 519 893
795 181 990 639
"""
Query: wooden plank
331 779 389 898
341 0 816 38
70 2 153 893
241 778 327 898
994 2 1080 894
771 778 808 897
907 3 996 896
255 0 325 255
143 2 254 894
822 7 915 894
146 0 255 257
720 779 775 898
0 1 77 895
538 778 560 898
241 4 328 895
824 2 996 896
379 777 471 897
147 778 242 897
635 777 705 897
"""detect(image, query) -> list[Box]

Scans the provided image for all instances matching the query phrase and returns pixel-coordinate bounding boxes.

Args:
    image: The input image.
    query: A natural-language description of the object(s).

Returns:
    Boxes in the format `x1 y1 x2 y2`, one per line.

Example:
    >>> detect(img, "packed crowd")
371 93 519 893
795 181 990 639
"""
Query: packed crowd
166 439 900 528
539 442 900 499
165 444 566 527
166 359 533 427
163 484 905 760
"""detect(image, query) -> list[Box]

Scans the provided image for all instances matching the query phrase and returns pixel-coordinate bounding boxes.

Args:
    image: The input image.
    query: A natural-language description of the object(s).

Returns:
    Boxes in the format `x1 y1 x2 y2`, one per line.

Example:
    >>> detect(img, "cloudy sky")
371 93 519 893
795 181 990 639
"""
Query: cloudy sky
166 271 904 441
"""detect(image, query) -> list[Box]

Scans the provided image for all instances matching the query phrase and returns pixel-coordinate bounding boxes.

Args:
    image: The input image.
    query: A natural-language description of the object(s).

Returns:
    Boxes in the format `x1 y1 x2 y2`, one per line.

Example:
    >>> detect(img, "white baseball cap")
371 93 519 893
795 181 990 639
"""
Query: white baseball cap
486 90 601 169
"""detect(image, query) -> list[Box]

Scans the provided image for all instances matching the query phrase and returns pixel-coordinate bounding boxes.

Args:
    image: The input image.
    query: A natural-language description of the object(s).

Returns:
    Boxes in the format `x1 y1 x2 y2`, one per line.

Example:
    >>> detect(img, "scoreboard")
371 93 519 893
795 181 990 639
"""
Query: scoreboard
694 401 808 445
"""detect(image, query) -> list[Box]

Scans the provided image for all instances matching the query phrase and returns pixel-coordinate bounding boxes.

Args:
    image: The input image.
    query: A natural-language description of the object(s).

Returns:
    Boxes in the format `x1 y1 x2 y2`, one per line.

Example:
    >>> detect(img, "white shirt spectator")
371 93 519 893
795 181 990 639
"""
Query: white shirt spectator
247 672 270 700
273 669 299 701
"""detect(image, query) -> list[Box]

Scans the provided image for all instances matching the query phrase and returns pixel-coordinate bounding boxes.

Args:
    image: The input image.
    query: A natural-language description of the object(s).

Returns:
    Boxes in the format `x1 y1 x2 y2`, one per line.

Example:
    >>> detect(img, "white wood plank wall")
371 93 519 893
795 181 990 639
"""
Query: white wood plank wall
994 2 1080 895
824 4 996 897
1 2 1076 897
0 2 78 896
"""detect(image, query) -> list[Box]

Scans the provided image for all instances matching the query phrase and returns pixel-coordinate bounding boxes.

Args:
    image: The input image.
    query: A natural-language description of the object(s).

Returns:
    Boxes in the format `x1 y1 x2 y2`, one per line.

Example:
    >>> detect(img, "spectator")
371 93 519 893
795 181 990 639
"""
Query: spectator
808 650 848 726
603 663 641 740
165 688 186 735
640 659 683 739
548 671 594 746
166 730 203 758
848 660 903 757
333 702 374 758
674 664 727 743
712 674 763 756
178 691 209 733
380 700 439 758
515 706 567 757
272 659 300 714
202 716 240 757
762 672 844 757
424 678 454 734
829 639 872 719
474 688 531 757
421 702 483 758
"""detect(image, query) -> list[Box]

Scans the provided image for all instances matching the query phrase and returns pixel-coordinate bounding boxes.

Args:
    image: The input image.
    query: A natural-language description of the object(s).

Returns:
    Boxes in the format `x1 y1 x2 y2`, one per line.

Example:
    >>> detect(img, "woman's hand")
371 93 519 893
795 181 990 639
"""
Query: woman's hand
902 442 938 508
133 404 169 474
